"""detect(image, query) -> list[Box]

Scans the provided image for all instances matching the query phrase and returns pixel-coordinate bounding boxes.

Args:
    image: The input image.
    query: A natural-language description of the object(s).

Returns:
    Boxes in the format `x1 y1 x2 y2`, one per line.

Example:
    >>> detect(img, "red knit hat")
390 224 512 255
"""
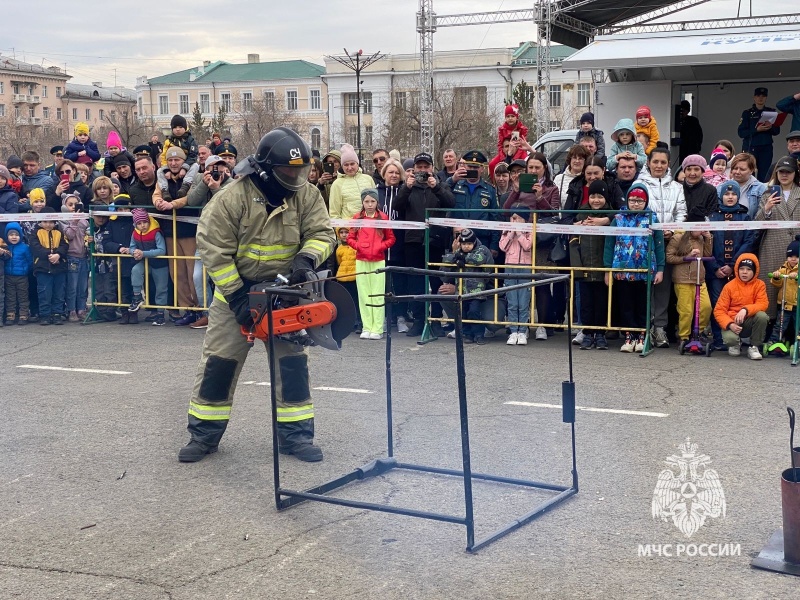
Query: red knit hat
504 104 519 117
636 106 651 118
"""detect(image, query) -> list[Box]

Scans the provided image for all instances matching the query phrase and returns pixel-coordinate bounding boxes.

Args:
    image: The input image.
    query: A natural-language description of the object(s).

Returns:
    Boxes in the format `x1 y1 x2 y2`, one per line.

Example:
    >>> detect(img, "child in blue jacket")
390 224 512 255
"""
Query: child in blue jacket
3 222 33 324
64 122 101 167
707 180 757 349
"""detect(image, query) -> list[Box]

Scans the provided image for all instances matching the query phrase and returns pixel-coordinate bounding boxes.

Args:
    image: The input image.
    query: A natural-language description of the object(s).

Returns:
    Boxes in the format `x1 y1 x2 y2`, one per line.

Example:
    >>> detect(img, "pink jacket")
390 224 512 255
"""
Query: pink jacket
498 229 532 265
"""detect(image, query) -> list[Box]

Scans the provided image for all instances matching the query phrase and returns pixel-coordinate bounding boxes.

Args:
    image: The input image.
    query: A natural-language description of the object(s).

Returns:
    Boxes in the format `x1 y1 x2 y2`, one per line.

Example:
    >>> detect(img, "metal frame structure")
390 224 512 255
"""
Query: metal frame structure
416 1 798 146
264 267 579 553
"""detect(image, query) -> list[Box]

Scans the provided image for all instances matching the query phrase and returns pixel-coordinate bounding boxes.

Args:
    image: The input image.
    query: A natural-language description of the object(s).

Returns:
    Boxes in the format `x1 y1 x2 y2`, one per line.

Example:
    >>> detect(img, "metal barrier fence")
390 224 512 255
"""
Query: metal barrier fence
422 208 656 355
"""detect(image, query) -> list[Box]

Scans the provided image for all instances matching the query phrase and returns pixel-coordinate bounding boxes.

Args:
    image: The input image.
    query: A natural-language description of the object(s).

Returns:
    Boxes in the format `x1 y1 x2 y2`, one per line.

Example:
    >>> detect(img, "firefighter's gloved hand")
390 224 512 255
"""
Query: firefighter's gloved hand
224 287 253 327
289 254 315 285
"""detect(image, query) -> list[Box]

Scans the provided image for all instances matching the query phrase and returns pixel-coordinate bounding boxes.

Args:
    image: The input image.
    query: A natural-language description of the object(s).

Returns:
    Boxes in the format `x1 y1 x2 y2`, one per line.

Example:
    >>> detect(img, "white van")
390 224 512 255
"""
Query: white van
532 129 578 176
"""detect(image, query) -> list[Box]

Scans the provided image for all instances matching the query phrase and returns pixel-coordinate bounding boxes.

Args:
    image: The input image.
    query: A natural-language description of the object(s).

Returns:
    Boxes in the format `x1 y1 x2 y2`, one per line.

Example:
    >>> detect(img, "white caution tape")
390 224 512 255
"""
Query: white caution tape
330 218 428 230
427 217 652 237
88 210 200 225
650 220 800 231
0 212 88 222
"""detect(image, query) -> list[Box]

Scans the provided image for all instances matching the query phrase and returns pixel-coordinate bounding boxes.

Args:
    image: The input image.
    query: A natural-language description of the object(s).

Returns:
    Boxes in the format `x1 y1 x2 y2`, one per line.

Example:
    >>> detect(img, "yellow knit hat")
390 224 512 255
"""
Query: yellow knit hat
74 122 90 136
29 188 46 202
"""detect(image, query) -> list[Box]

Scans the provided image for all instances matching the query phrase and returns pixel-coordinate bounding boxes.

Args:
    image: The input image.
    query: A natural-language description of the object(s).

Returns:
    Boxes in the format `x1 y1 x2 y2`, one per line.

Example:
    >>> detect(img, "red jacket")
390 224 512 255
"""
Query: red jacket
497 121 529 154
346 210 396 262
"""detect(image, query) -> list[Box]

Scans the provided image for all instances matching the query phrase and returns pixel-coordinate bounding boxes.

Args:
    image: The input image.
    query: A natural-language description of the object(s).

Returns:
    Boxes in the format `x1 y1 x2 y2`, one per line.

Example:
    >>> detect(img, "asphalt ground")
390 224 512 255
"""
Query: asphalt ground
1 319 799 599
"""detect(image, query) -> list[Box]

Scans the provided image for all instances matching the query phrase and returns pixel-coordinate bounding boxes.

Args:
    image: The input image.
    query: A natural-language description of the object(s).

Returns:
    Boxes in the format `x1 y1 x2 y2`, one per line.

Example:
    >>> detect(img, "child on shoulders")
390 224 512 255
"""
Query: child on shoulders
607 119 646 171
703 148 729 187
497 104 528 155
575 112 606 157
635 106 660 156
64 122 101 167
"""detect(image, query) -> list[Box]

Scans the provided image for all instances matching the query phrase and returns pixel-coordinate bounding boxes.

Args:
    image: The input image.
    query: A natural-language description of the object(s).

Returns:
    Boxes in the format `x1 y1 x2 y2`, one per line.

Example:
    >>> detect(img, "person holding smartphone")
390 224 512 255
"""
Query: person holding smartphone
756 156 800 326
447 150 500 257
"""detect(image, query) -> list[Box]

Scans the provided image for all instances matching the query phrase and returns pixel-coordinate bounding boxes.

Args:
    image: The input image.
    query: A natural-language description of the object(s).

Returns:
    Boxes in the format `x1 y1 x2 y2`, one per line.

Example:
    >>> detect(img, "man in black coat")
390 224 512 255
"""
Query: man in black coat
678 100 703 163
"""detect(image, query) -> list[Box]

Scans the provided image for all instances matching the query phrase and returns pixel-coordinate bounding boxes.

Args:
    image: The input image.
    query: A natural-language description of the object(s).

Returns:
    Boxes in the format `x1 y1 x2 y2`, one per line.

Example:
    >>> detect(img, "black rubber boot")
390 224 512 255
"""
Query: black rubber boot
178 417 228 462
278 418 323 462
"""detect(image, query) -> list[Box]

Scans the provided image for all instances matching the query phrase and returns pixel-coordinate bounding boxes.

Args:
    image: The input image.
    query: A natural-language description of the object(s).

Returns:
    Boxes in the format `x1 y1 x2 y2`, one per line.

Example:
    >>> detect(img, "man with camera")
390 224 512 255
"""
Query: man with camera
447 150 500 257
395 152 455 337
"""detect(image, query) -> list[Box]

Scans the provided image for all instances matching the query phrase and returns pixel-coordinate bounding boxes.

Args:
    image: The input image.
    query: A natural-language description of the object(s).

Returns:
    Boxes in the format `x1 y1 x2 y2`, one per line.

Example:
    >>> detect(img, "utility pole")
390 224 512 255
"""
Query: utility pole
325 49 385 163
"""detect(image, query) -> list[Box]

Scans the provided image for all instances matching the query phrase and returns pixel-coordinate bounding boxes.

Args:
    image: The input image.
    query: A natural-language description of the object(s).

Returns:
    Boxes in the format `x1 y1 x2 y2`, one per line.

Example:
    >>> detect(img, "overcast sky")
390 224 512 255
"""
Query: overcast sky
1 0 775 88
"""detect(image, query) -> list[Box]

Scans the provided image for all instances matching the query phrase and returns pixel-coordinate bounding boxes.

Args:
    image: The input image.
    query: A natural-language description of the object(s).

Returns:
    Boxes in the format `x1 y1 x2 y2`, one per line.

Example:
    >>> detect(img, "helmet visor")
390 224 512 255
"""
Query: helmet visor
273 165 311 191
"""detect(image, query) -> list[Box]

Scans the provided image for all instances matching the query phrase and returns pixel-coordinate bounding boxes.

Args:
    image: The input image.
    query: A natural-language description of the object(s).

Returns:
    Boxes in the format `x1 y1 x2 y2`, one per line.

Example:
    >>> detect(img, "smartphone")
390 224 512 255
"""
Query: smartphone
465 168 480 180
60 173 70 185
771 184 782 199
518 173 538 193
511 131 520 141
323 162 335 175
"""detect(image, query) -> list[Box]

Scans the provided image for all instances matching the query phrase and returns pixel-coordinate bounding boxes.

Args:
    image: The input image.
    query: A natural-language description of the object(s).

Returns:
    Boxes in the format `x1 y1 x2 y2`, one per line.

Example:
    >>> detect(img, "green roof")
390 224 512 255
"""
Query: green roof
148 60 325 85
512 42 576 65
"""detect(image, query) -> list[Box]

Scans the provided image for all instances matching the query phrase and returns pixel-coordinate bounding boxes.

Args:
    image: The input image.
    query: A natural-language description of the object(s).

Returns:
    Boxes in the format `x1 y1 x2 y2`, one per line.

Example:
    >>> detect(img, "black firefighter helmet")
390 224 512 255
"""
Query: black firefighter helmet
253 127 312 192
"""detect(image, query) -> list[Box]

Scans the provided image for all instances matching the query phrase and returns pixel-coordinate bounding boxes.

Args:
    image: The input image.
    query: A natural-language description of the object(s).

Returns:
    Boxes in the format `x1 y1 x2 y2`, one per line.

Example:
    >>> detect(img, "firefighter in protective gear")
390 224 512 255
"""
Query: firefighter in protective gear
178 128 336 463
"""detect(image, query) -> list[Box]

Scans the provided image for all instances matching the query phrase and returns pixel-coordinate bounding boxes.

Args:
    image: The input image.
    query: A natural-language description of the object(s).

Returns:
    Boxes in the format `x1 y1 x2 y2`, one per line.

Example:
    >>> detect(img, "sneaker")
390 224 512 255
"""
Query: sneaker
396 316 409 333
17 317 28 326
580 334 594 350
52 314 63 325
634 334 645 353
517 332 528 345
620 333 634 353
174 312 198 326
168 310 182 322
129 295 144 313
360 331 371 339
595 333 609 350
572 330 585 345
151 313 166 326
447 330 456 339
68 310 79 322
369 332 383 340
475 336 486 345
728 343 741 357
535 326 547 341
652 327 669 348
747 345 763 360
507 332 519 345
40 317 51 326
190 316 209 329
483 327 496 338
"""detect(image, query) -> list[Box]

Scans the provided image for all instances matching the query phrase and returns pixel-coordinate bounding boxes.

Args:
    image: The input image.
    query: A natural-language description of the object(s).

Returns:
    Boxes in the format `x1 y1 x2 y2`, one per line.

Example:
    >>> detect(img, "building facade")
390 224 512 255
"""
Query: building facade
136 56 329 154
61 83 137 135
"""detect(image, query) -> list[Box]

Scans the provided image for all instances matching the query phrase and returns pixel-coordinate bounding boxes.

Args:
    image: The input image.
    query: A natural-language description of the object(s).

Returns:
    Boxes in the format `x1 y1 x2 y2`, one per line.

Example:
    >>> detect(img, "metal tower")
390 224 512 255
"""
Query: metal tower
417 0 436 156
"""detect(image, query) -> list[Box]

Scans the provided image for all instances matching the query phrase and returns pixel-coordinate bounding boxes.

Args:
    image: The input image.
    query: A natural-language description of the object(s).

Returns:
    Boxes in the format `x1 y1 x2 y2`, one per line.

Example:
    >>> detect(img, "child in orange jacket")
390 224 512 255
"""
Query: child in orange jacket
712 253 769 359
635 106 660 157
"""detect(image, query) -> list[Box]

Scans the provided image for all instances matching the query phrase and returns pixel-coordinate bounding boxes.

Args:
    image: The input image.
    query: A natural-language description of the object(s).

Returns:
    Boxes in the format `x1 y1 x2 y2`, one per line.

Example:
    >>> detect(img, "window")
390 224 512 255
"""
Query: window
158 94 169 115
199 93 210 114
311 127 321 150
179 93 189 114
523 85 535 106
0 104 4 117
14 106 20 118
310 89 321 110
29 106 35 118
56 86 62 98
12 83 19 94
365 125 373 148
111 110 116 119
549 85 561 108
549 120 561 132
56 107 62 120
28 84 34 95
220 92 231 112
363 92 372 114
347 125 359 146
72 107 78 120
394 91 406 109
286 90 298 111
410 91 420 108
138 97 143 114
454 86 487 113
99 109 105 120
242 91 253 112
347 93 359 115
577 83 590 107
85 108 91 119
42 85 48 98
43 106 49 119
264 90 275 111
0 82 3 94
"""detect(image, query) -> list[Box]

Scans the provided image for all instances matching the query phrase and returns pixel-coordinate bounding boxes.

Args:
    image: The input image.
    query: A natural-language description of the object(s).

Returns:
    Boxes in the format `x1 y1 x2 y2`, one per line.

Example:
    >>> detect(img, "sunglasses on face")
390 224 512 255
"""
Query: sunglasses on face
60 169 72 175
373 157 387 164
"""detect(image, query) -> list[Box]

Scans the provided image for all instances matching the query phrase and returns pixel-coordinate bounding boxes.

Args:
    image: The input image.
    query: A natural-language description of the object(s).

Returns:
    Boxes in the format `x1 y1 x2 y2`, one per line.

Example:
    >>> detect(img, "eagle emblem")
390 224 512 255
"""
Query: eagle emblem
651 438 726 538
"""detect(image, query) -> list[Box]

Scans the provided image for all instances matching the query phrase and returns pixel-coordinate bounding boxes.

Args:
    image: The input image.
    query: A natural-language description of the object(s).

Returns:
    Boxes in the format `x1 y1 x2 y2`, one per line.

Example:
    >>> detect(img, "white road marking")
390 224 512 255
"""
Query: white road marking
4 474 33 485
313 386 373 394
504 401 669 418
17 365 132 375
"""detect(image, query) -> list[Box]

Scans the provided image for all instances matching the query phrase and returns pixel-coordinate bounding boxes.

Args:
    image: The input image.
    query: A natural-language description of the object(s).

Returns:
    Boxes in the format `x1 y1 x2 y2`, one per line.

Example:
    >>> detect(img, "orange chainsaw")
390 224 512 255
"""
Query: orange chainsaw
240 271 356 350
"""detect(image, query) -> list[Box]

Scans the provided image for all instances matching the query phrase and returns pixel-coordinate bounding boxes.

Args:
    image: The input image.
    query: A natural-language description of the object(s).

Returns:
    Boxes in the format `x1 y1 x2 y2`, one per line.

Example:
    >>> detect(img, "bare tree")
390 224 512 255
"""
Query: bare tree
380 78 496 160
0 116 66 161
95 102 154 149
229 91 306 156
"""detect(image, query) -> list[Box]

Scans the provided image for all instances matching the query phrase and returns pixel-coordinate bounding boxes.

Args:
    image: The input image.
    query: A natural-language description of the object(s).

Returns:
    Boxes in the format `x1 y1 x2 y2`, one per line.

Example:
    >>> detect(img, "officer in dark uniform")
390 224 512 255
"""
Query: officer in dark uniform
214 141 238 171
738 87 781 182
446 150 500 256
44 146 64 177
133 145 152 159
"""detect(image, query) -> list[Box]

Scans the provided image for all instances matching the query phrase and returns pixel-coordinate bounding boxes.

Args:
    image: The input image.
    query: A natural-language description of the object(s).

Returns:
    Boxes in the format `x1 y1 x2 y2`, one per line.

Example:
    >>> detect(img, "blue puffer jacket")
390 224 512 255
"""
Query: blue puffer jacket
64 138 101 163
22 170 55 196
3 222 33 276
0 185 19 214
707 200 757 273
